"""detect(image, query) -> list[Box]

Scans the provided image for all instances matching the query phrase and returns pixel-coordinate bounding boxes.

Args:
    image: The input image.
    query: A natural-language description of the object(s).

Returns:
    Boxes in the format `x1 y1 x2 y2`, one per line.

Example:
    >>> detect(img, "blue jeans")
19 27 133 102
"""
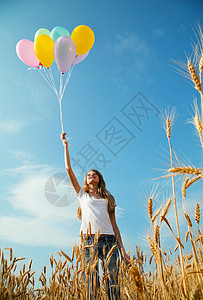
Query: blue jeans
84 235 121 300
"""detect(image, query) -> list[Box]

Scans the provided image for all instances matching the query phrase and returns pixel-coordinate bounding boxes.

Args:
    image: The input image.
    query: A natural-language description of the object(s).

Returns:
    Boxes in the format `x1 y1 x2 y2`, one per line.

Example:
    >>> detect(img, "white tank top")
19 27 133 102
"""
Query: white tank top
77 188 115 235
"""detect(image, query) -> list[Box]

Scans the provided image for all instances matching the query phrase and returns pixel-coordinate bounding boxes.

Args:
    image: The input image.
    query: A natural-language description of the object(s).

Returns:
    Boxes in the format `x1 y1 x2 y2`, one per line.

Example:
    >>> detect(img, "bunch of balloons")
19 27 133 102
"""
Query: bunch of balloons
16 25 95 132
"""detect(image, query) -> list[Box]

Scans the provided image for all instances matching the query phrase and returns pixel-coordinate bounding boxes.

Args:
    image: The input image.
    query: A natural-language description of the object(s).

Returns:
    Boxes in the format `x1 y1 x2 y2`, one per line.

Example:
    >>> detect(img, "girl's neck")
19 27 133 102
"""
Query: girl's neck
88 185 98 195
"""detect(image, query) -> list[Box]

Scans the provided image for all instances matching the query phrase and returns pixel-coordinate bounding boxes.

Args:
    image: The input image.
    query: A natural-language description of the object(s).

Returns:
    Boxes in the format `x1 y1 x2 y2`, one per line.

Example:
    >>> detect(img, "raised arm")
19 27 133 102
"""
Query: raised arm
61 133 81 194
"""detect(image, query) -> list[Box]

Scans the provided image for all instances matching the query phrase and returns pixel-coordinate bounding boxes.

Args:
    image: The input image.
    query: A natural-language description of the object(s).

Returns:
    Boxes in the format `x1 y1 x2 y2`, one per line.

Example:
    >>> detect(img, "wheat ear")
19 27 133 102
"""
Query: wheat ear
188 60 202 93
184 213 192 228
169 166 202 176
199 53 203 72
194 112 203 136
130 263 145 300
151 207 162 223
160 198 172 222
148 198 153 220
195 203 200 226
166 118 171 139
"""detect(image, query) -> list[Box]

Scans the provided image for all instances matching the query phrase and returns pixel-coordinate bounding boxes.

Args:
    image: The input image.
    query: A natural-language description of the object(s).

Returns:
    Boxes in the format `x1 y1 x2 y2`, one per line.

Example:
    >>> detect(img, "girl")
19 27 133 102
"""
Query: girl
61 132 130 299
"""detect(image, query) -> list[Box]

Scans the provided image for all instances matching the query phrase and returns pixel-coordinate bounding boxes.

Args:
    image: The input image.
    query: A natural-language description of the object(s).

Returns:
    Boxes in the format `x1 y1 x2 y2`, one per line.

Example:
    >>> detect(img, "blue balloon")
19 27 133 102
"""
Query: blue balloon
50 26 70 42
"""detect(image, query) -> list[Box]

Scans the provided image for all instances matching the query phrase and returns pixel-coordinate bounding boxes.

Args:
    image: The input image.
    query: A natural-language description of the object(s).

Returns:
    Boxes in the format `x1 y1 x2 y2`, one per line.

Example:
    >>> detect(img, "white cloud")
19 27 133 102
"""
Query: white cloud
0 113 50 134
0 118 27 133
116 206 125 218
0 152 127 248
105 32 152 88
8 150 35 164
6 172 77 219
106 33 150 57
0 160 80 247
0 216 80 247
2 164 52 176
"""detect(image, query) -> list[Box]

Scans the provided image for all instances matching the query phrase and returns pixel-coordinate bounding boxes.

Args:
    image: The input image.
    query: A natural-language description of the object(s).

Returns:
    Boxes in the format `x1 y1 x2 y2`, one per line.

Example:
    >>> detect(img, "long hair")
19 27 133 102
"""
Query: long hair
77 169 116 220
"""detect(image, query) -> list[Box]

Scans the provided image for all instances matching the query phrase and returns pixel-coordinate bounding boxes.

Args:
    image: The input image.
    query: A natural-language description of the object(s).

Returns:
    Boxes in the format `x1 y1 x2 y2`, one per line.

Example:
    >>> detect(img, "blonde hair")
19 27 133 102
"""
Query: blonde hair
77 169 116 220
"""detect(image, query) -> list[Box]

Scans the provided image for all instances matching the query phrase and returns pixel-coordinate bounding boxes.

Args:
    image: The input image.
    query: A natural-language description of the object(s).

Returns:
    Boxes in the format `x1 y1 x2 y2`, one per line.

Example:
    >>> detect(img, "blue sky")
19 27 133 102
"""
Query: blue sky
0 0 203 278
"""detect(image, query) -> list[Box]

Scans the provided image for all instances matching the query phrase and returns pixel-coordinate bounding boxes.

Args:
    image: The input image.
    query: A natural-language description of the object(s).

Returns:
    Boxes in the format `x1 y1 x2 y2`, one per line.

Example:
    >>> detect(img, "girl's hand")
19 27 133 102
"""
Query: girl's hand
60 132 68 146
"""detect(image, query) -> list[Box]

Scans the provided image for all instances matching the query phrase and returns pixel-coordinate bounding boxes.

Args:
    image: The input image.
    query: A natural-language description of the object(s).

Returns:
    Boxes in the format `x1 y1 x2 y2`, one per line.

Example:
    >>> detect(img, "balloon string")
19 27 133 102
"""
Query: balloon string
62 64 74 98
37 64 75 134
48 68 58 98
59 72 63 101
57 73 64 133
59 98 64 133
43 67 52 86
62 69 70 96
28 67 37 71
38 68 55 91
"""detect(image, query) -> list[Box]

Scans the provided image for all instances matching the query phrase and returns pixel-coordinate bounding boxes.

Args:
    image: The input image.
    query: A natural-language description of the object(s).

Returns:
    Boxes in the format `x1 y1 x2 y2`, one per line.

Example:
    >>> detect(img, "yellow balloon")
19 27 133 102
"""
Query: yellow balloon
34 35 54 68
71 25 95 55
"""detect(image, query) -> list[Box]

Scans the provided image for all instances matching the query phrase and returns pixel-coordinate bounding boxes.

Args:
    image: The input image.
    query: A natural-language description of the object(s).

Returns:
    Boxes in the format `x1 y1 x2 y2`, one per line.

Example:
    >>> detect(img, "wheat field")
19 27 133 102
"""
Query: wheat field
0 24 203 300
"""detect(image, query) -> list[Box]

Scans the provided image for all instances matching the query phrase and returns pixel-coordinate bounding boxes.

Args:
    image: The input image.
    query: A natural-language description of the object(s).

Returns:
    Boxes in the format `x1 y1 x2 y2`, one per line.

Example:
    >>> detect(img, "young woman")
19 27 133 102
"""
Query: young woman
61 133 130 299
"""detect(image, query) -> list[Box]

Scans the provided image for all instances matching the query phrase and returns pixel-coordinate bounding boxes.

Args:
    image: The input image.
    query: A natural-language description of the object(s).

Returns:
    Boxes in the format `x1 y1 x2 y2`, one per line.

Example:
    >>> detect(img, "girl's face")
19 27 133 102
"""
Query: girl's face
86 170 100 185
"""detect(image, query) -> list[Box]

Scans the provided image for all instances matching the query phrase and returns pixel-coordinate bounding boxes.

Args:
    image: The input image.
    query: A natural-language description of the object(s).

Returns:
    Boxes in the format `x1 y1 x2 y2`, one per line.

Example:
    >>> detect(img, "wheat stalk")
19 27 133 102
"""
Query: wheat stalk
167 128 187 295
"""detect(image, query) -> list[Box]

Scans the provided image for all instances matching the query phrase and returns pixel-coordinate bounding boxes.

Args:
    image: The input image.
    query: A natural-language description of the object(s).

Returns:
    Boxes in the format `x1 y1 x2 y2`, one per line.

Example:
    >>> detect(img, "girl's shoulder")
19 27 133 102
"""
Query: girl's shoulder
76 188 87 199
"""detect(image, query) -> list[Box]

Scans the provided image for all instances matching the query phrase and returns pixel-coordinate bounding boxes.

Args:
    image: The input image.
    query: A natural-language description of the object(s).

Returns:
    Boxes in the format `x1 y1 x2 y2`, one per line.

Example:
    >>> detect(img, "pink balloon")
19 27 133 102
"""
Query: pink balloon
54 36 76 73
16 39 39 67
72 51 89 66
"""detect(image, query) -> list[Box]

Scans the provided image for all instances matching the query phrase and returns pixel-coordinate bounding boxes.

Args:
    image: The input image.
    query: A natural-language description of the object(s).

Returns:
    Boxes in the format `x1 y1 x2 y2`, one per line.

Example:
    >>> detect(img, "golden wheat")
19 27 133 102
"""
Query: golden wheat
166 117 171 139
148 197 153 220
130 263 144 300
151 207 162 223
184 213 193 228
194 112 203 136
1 23 203 300
182 177 189 197
160 198 172 221
185 231 189 243
199 53 203 72
169 166 203 176
188 60 202 92
195 203 200 226
154 225 160 245
188 175 202 187
147 235 157 256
